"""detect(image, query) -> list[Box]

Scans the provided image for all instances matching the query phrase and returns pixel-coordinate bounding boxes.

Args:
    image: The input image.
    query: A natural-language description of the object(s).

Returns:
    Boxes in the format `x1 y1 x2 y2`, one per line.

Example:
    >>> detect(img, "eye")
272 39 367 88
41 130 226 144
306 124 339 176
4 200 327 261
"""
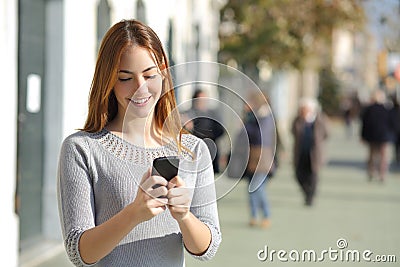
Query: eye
118 77 132 82
144 74 157 80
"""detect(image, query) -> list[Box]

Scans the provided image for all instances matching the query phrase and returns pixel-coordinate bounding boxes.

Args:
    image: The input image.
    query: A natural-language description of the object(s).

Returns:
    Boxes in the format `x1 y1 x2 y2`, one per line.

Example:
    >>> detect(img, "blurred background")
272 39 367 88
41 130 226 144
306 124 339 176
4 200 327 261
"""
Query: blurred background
2 0 400 266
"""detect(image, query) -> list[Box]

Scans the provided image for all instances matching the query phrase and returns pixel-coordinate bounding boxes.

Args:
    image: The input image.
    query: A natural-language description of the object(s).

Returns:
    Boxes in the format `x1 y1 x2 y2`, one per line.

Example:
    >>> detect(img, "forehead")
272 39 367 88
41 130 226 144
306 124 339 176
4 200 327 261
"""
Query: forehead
119 46 157 71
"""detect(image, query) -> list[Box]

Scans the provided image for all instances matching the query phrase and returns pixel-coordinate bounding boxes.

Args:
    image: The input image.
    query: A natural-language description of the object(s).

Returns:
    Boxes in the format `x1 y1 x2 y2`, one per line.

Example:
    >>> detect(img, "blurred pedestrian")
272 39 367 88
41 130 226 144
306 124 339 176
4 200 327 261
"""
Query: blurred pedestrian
342 97 353 138
361 89 393 182
243 91 276 228
57 19 221 266
291 97 328 206
389 96 400 166
183 88 225 173
341 92 361 138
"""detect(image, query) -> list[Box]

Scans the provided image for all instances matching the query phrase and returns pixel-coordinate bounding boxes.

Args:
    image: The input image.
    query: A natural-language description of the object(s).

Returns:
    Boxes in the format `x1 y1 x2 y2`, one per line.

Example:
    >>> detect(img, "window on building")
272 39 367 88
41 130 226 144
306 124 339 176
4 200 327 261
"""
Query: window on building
97 0 111 52
136 0 147 24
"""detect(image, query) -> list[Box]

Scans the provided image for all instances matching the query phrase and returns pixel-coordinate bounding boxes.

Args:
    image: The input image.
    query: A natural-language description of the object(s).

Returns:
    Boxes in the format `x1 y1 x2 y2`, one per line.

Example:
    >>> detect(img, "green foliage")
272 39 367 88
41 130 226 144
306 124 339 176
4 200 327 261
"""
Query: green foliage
318 68 341 115
219 0 366 70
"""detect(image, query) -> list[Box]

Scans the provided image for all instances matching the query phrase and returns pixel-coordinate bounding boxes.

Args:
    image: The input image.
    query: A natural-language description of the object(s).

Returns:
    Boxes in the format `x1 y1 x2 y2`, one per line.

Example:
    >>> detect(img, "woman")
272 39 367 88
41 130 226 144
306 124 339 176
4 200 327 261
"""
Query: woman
57 19 221 267
243 91 276 228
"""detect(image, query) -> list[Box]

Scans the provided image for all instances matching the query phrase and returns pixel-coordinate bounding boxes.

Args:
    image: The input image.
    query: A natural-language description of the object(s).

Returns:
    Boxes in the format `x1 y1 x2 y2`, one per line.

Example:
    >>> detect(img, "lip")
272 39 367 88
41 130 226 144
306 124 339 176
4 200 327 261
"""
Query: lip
128 96 152 107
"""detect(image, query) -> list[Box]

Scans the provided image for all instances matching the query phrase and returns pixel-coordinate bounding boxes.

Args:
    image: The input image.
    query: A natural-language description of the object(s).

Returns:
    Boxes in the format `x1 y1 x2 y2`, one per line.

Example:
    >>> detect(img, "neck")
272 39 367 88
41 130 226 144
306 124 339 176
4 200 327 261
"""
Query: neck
107 112 163 147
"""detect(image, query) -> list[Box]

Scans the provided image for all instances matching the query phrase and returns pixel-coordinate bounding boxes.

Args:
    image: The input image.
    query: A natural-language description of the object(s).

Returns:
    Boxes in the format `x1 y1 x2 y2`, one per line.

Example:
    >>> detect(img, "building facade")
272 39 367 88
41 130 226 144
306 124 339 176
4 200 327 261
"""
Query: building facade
1 0 18 266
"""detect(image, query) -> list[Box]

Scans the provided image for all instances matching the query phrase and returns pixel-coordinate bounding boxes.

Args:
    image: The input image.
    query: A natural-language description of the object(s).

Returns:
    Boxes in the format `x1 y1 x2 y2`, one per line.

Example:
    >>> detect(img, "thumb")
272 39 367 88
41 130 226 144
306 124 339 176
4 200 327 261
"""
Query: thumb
140 168 152 185
169 176 184 188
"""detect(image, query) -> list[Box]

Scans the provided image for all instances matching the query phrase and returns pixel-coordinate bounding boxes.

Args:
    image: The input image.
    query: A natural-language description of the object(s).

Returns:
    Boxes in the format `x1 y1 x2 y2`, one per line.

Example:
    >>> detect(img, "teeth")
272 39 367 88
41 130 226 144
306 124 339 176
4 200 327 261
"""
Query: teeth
131 96 150 104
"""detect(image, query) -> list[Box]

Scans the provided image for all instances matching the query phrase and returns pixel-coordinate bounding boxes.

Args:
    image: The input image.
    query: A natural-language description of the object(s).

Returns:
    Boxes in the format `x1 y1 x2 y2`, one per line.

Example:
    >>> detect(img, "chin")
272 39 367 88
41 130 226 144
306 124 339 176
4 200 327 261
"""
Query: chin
125 105 155 120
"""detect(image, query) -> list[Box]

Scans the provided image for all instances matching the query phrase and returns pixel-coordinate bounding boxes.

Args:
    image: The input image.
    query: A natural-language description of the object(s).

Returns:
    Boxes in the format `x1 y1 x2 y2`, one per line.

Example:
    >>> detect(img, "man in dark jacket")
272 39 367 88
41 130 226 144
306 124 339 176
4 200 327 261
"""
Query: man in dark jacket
292 98 328 206
361 89 393 182
184 89 225 173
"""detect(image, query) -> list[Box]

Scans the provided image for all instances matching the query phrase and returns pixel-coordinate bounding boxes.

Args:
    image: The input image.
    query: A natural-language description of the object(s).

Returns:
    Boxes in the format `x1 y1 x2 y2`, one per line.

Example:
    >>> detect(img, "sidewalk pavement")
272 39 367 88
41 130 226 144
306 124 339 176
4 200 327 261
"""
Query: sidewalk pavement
34 121 400 266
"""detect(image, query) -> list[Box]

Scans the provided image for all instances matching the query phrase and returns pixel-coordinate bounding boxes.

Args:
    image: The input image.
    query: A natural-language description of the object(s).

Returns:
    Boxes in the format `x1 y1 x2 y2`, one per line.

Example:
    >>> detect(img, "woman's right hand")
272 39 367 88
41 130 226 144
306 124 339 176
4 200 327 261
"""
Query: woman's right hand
78 169 169 264
131 168 169 222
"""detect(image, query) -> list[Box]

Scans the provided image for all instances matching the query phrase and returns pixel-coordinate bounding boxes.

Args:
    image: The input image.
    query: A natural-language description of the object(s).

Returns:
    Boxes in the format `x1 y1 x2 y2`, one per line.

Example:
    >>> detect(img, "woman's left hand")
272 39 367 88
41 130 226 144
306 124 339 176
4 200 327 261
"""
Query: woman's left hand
167 176 192 222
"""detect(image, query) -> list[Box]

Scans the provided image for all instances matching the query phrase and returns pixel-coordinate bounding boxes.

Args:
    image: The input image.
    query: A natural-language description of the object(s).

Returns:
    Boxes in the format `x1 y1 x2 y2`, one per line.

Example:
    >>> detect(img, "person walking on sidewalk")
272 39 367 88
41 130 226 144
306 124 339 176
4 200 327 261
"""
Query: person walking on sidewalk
182 88 225 173
243 91 276 228
361 89 393 182
389 96 400 166
292 97 328 206
57 19 221 267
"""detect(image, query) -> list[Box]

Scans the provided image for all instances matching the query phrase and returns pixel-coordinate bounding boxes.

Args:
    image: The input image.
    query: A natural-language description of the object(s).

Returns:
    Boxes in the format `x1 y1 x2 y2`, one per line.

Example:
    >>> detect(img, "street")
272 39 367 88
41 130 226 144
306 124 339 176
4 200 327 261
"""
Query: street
36 120 400 267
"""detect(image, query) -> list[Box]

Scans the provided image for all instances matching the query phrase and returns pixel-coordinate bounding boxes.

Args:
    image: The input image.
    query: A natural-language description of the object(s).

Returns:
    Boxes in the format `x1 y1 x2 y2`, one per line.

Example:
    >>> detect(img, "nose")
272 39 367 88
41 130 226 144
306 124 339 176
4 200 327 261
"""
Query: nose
133 76 148 93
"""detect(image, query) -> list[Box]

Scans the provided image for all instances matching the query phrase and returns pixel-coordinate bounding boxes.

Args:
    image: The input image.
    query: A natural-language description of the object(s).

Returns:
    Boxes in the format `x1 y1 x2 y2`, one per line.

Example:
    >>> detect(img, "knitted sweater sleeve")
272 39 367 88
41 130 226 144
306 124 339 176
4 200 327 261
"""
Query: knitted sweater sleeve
188 139 222 260
57 134 97 267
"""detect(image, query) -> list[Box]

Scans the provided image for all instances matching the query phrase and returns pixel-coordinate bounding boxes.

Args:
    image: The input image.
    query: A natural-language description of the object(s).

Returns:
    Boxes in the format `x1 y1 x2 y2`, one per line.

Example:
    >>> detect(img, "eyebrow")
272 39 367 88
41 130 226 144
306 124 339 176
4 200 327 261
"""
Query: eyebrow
118 66 157 74
143 66 157 72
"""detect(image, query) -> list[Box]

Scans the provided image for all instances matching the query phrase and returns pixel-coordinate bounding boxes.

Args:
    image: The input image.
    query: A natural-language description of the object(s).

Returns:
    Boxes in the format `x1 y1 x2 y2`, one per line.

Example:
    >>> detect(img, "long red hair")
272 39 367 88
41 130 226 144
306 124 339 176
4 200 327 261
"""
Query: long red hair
82 19 183 150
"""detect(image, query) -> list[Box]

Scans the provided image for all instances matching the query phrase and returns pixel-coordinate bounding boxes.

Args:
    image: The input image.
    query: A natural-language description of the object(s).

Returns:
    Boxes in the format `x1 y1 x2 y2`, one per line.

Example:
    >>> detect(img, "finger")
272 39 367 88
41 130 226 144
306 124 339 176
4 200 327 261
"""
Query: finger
149 186 168 198
168 195 191 207
154 206 167 214
167 187 188 198
167 181 176 190
147 202 167 215
169 176 185 187
148 197 168 207
139 168 152 185
141 175 168 191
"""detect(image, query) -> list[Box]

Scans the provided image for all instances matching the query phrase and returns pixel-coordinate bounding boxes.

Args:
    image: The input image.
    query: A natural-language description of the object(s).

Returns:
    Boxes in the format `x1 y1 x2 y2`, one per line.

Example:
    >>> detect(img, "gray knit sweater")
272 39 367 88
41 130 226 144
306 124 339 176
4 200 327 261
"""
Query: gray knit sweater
57 129 221 267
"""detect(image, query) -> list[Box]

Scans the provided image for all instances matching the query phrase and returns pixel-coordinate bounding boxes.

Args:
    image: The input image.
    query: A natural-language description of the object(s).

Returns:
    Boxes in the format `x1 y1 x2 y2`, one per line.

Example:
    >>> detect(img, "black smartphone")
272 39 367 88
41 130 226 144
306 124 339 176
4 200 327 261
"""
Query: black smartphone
152 156 180 182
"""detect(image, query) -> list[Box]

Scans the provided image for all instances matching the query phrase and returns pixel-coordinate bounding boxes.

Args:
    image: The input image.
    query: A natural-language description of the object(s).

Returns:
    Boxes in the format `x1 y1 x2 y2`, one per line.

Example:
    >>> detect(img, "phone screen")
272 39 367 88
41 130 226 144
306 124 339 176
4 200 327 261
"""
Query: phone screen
152 156 180 181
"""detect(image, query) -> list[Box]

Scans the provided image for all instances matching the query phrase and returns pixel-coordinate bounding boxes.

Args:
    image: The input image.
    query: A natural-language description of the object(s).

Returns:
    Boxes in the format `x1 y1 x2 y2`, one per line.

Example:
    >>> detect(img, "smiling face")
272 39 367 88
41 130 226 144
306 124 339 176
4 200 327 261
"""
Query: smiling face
114 45 163 121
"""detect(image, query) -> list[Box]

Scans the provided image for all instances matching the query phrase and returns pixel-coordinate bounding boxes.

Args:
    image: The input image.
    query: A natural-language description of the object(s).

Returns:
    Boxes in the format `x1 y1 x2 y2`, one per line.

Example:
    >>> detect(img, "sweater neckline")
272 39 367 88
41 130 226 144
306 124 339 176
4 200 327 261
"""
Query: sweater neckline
90 128 179 164
100 128 176 151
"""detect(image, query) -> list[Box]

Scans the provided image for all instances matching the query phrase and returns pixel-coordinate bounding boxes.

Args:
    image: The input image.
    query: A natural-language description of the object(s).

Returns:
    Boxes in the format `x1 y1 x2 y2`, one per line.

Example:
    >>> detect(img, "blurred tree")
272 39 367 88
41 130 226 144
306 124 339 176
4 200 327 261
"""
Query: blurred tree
318 67 341 116
219 0 366 71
